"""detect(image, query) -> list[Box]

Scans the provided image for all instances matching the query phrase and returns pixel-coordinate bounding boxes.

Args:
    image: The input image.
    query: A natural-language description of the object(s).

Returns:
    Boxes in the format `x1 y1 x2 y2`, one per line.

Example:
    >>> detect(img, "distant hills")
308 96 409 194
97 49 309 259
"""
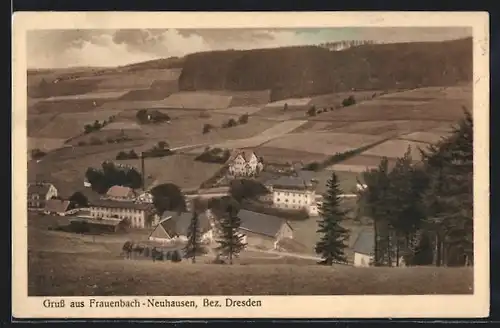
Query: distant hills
28 38 472 102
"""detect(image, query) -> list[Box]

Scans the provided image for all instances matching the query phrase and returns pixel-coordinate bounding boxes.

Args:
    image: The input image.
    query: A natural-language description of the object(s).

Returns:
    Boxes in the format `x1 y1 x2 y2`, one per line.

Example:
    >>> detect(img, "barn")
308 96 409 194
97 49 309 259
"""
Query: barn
237 209 294 250
149 211 213 245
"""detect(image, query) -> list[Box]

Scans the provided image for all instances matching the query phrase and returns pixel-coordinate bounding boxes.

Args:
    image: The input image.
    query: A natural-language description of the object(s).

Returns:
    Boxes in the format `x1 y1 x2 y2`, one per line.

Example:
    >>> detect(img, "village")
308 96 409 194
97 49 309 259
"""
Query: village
28 149 372 266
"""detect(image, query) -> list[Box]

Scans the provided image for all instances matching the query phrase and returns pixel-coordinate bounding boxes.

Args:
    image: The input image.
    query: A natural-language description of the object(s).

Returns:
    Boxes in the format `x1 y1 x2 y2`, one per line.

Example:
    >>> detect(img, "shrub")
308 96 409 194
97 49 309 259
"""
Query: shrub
77 141 87 147
116 151 128 160
199 111 211 118
303 162 320 171
307 106 317 117
83 124 93 134
342 95 356 107
222 118 238 128
203 123 213 134
238 113 249 124
30 148 46 160
195 147 231 164
106 136 115 144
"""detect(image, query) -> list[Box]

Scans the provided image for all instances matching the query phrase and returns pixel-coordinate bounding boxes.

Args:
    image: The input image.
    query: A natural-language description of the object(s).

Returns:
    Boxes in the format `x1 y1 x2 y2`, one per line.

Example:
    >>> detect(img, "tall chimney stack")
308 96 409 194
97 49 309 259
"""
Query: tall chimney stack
140 152 145 191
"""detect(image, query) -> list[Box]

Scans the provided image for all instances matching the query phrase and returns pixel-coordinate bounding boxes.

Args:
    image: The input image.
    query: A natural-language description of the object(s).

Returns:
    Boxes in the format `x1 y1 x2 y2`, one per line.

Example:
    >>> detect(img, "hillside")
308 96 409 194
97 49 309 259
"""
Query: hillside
178 38 472 101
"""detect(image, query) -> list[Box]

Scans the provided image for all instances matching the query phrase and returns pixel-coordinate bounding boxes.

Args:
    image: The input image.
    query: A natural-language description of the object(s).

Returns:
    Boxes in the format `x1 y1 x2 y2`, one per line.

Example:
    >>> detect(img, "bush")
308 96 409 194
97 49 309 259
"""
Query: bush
222 118 238 128
307 106 317 117
30 148 46 160
195 147 231 164
77 141 87 147
199 111 211 118
238 113 249 124
203 123 213 134
342 95 356 107
106 136 115 144
116 151 128 160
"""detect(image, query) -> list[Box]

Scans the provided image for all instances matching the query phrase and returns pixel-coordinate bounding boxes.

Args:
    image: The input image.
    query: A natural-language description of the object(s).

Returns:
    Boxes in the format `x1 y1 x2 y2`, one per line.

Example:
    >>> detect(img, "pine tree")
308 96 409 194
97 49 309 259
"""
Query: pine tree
216 205 246 264
315 172 350 264
359 157 392 266
183 211 205 263
386 146 427 266
421 108 473 266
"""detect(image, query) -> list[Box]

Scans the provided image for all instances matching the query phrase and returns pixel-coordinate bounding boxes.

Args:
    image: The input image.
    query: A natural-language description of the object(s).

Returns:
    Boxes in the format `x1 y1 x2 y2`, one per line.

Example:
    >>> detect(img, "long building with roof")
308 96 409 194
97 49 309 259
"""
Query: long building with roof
264 170 321 216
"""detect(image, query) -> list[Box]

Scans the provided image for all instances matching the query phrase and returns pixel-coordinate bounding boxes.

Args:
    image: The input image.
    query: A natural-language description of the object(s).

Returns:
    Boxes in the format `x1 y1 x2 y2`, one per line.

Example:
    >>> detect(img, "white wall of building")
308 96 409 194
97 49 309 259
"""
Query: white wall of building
89 206 148 228
354 252 373 267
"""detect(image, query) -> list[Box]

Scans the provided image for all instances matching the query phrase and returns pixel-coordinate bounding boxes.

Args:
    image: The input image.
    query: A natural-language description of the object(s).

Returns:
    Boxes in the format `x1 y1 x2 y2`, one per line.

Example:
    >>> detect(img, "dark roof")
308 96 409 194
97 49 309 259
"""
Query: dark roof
28 183 52 195
295 170 318 182
352 229 375 255
267 176 313 190
44 199 71 213
161 211 211 236
89 199 154 211
238 209 291 238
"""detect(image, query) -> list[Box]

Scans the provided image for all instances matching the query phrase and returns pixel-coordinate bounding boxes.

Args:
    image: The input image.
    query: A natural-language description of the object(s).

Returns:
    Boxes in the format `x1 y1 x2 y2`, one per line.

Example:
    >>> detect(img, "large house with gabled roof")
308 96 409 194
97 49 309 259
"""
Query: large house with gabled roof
28 182 58 209
227 151 263 177
264 172 320 216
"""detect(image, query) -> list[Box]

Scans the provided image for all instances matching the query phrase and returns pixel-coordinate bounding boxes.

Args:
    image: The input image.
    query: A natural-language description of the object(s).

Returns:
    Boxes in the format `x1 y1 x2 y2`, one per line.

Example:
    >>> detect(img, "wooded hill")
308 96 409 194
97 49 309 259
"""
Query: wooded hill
178 38 472 101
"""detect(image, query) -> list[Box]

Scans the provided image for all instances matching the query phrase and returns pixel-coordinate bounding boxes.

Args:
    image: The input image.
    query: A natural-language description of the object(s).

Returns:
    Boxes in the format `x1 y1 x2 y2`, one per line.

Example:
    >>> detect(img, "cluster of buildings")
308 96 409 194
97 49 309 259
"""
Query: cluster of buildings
28 152 373 265
27 180 297 252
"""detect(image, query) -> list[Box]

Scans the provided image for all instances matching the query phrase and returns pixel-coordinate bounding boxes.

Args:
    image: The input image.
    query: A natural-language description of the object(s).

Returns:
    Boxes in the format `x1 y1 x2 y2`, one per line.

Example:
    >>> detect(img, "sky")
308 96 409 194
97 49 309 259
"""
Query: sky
27 27 472 69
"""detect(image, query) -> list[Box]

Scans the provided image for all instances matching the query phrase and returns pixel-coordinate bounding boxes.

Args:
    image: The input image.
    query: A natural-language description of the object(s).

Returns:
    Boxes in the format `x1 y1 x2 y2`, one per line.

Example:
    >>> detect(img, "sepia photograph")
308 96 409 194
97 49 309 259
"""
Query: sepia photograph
12 12 489 319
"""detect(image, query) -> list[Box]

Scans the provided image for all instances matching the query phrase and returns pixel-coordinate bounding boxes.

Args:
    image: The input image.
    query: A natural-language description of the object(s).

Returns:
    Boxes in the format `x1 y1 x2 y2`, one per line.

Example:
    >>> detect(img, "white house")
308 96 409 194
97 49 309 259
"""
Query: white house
88 199 155 229
28 182 58 209
228 151 263 177
265 174 320 216
148 211 213 245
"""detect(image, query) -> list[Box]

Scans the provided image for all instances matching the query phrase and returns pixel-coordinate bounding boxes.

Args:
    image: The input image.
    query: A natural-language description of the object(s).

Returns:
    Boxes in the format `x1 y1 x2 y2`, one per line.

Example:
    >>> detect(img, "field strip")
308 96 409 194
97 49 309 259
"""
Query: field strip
212 120 308 149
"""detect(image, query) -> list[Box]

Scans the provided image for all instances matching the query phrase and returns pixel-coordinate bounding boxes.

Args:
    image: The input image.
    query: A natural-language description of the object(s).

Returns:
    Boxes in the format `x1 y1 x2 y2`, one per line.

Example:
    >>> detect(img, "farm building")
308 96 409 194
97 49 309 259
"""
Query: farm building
236 209 294 250
88 199 155 229
104 185 137 202
352 229 375 267
148 211 213 245
43 199 78 216
27 182 58 209
265 175 320 216
227 151 263 177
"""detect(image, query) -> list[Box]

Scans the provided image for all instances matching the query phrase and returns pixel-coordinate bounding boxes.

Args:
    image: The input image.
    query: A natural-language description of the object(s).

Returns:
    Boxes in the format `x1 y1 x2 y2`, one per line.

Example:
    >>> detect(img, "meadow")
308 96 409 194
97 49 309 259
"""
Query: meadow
27 215 473 296
261 132 385 156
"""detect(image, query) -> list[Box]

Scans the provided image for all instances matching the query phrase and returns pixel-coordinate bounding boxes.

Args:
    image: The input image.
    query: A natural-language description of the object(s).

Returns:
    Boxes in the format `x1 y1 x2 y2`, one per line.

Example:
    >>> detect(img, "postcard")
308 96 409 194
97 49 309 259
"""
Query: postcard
12 11 490 319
